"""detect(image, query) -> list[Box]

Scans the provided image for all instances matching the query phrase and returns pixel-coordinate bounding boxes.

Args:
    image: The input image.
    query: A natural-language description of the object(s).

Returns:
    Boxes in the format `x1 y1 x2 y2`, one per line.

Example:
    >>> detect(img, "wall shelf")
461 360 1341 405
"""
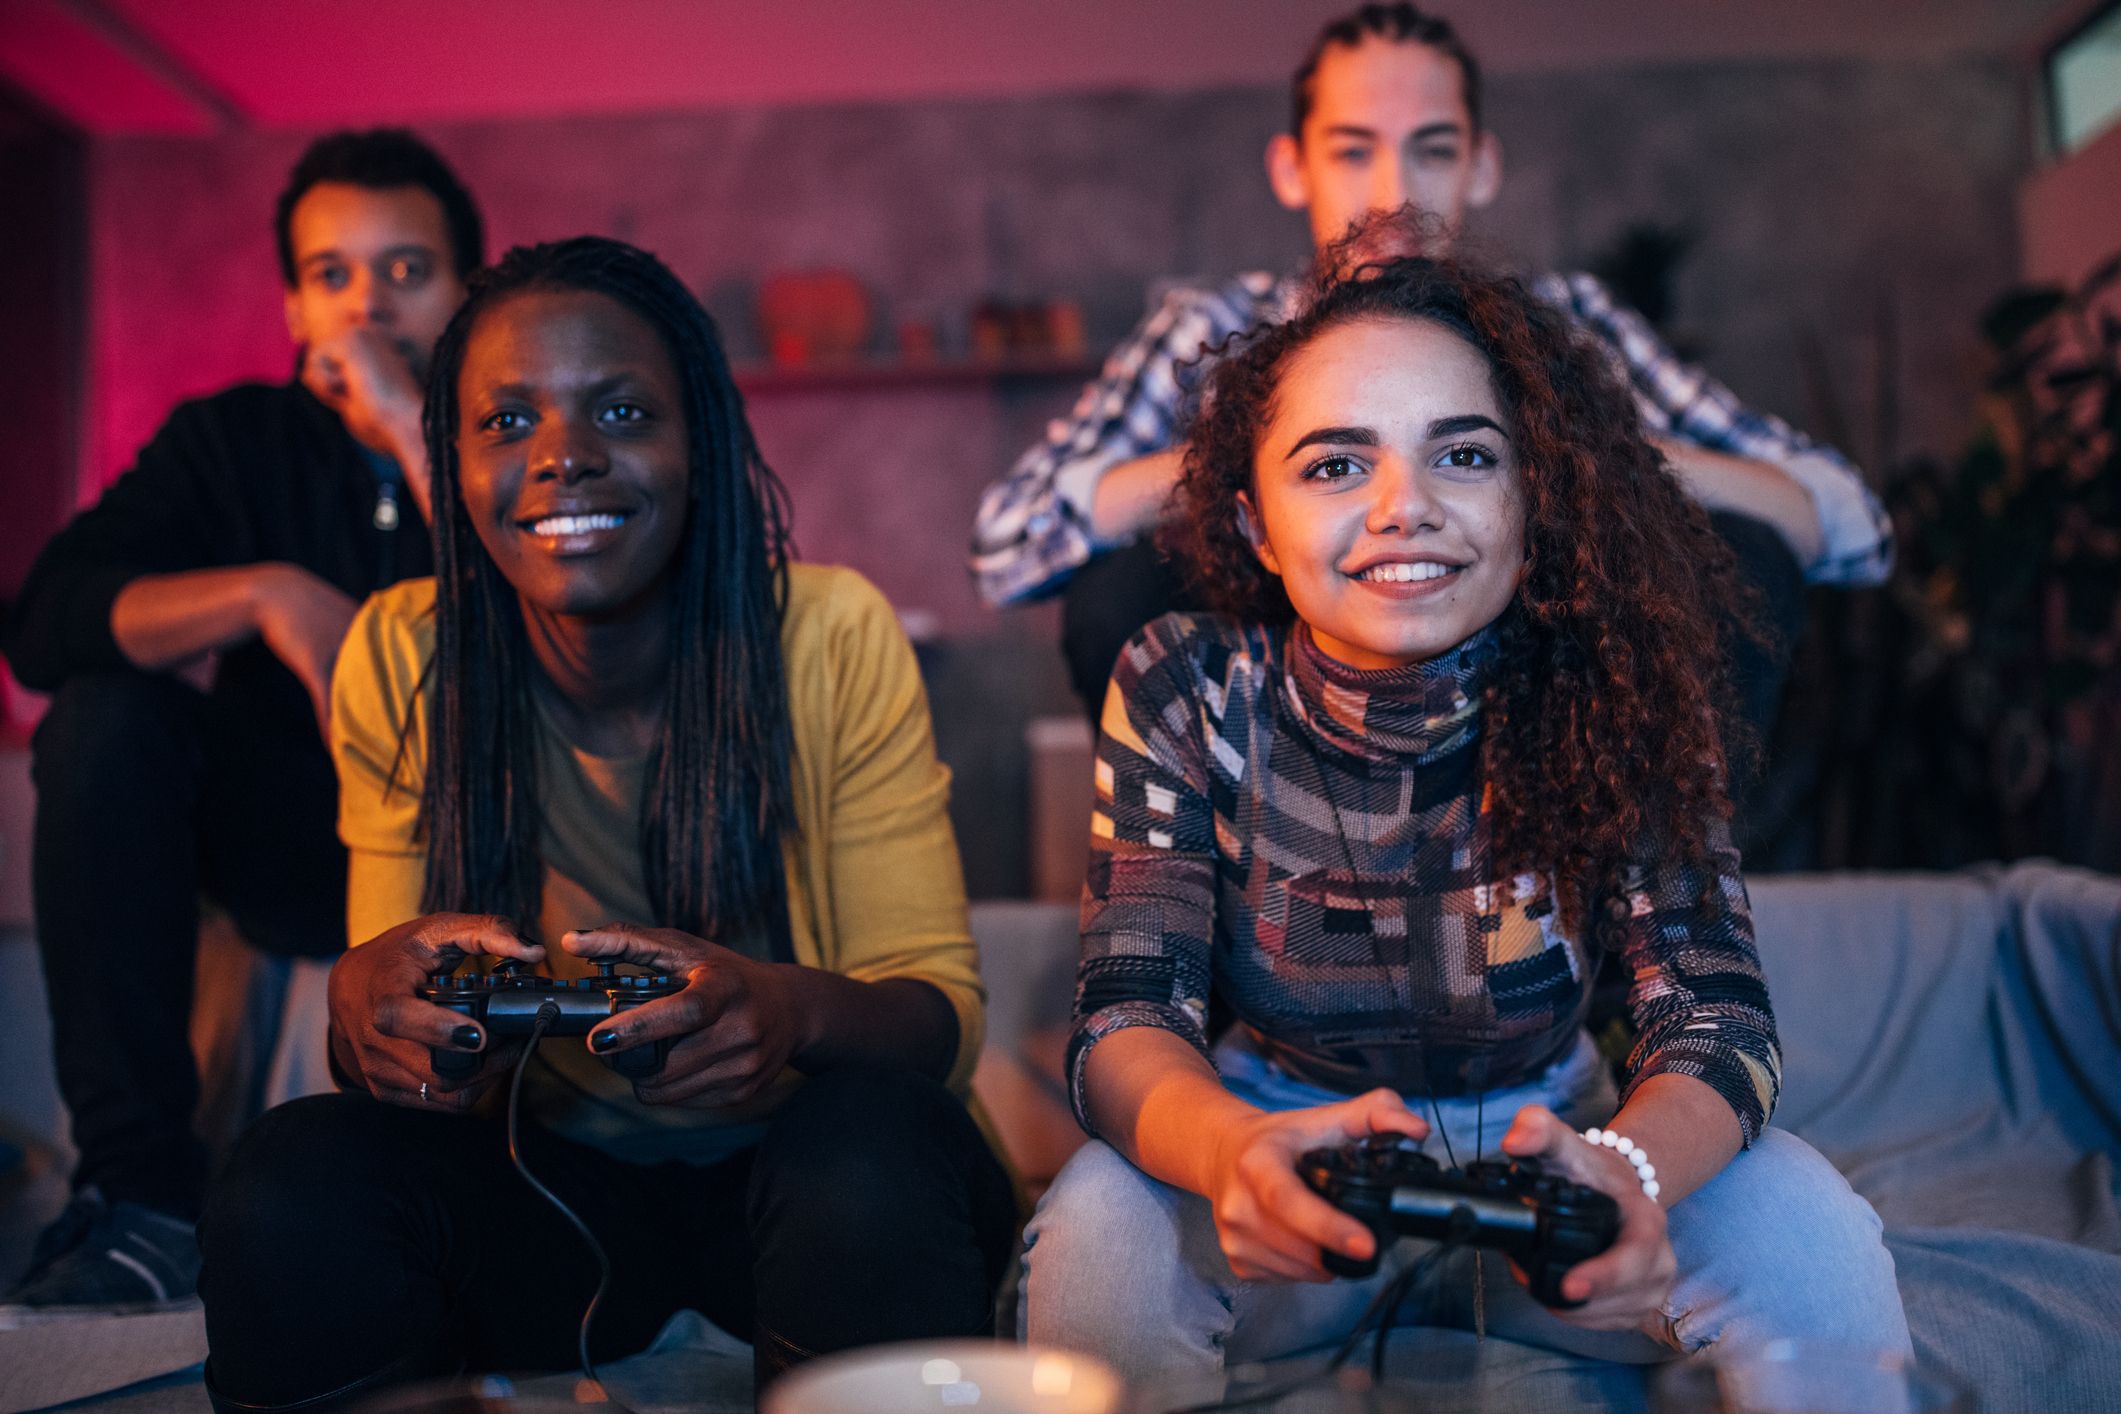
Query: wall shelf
732 353 1101 395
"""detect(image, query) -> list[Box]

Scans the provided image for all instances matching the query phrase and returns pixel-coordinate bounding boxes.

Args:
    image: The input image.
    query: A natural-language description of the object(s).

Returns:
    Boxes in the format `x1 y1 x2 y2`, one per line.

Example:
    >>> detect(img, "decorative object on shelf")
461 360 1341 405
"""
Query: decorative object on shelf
896 318 940 364
757 269 872 367
971 297 1087 361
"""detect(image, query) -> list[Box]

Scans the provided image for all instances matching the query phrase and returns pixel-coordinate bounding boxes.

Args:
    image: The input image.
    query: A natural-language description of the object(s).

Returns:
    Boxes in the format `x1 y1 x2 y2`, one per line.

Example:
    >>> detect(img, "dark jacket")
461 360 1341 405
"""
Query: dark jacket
6 380 433 748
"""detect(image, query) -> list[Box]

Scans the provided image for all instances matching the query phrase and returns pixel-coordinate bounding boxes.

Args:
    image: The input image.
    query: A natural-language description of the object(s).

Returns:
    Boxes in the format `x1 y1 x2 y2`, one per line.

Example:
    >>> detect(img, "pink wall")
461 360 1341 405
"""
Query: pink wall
86 133 301 504
62 0 2076 129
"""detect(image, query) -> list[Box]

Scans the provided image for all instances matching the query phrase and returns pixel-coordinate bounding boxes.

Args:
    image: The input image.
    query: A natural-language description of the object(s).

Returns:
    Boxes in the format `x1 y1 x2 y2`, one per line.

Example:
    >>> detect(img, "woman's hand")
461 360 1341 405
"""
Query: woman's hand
1204 1089 1428 1284
1498 1105 1675 1331
327 912 545 1110
562 924 806 1108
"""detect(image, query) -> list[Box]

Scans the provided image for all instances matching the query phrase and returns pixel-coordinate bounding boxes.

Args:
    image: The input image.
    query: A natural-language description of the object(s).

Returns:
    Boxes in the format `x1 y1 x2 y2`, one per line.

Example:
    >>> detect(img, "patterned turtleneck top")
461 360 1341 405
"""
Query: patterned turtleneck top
1069 612 1781 1144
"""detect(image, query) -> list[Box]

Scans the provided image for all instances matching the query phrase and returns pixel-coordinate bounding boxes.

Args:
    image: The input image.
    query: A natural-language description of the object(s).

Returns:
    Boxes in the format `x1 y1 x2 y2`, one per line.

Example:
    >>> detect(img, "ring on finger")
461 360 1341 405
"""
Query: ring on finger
419 1081 430 1103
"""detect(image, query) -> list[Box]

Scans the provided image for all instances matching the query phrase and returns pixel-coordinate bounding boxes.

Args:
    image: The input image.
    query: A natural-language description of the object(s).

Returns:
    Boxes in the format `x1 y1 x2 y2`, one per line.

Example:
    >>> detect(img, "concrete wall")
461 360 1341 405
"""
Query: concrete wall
70 55 2031 893
83 54 2027 633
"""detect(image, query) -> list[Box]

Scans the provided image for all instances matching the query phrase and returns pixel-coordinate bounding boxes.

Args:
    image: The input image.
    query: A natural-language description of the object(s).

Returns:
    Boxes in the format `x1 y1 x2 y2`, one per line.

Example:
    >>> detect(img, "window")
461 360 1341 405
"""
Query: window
2048 2 2121 155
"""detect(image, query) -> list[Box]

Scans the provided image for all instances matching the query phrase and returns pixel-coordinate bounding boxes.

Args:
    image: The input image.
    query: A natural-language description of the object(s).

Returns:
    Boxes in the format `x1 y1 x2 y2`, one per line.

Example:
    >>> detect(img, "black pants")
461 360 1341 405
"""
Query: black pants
197 1068 1019 1406
29 670 346 1219
1060 510 1806 813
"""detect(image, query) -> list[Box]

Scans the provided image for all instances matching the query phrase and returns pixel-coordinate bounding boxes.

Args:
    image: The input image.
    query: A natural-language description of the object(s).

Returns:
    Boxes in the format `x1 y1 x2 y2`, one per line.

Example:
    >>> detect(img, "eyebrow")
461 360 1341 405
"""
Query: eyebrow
298 242 437 271
1319 121 1465 145
1282 415 1506 459
1429 414 1506 438
480 373 654 402
1284 425 1379 458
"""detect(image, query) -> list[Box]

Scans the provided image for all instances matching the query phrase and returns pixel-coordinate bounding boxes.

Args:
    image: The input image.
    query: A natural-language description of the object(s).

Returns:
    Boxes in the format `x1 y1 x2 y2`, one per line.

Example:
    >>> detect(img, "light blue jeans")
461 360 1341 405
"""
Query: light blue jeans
1021 1031 1910 1388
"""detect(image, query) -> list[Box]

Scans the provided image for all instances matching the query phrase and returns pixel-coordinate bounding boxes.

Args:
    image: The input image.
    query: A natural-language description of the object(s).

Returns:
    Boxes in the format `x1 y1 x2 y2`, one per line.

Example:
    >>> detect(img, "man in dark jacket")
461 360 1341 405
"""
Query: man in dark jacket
2 129 482 1311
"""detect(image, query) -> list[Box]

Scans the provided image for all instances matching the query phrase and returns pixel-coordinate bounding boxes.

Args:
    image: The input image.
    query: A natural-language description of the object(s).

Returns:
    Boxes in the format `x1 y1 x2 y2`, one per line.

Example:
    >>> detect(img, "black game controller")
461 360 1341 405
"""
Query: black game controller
1300 1136 1622 1308
418 959 685 1082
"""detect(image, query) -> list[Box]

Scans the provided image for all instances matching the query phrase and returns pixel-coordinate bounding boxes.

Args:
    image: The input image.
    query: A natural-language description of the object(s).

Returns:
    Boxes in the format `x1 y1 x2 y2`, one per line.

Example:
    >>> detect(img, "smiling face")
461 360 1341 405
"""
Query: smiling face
1241 315 1525 669
454 287 692 621
1268 36 1500 256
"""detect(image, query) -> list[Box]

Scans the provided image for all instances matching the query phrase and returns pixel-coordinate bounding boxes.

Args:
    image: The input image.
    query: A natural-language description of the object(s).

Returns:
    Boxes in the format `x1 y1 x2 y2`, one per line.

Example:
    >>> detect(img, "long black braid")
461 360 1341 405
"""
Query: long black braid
414 236 797 950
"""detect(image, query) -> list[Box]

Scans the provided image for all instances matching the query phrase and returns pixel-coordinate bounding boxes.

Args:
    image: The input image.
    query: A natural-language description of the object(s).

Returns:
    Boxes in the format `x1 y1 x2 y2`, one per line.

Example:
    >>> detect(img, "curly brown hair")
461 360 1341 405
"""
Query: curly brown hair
1163 249 1749 928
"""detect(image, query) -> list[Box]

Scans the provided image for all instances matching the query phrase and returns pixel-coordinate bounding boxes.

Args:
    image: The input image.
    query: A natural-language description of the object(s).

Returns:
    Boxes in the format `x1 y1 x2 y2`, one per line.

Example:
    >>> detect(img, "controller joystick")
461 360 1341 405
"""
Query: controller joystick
417 962 686 1083
1299 1136 1621 1308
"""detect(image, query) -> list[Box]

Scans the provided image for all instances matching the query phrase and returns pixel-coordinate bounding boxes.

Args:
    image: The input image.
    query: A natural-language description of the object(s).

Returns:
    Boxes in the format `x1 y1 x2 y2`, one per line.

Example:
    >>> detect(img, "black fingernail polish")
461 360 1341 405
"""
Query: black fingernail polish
591 1030 620 1051
452 1025 482 1050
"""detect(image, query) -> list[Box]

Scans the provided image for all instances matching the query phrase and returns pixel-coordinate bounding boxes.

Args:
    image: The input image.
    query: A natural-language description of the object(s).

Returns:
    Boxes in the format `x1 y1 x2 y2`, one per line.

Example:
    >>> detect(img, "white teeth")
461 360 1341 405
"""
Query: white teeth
530 513 626 537
1357 561 1456 583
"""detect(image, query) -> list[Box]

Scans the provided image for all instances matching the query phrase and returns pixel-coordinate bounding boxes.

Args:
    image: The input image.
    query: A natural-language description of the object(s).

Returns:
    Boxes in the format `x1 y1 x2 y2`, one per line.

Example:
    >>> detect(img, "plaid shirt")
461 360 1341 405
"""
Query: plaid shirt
1069 612 1782 1145
970 270 1892 606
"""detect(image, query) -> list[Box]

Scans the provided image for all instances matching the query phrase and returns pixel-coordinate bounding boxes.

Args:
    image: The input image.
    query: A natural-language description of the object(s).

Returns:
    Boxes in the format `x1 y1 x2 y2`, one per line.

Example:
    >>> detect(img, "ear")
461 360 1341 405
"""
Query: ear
1265 133 1309 213
1236 489 1282 577
1466 130 1503 210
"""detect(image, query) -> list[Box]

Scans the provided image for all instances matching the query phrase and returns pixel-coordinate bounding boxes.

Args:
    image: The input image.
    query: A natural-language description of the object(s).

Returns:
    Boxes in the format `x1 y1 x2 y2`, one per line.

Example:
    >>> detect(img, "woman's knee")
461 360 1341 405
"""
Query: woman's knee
1023 1143 1205 1325
204 1098 366 1244
750 1067 1016 1294
1021 1142 1231 1378
1670 1129 1908 1356
200 1095 438 1280
1688 1130 1886 1259
753 1068 977 1229
1027 1140 1184 1261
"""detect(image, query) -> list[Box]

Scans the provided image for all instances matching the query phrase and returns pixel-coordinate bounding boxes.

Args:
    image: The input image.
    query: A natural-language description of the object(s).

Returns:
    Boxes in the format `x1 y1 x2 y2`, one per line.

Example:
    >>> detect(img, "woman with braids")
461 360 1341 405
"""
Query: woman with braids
1020 251 1908 1386
197 237 1014 1409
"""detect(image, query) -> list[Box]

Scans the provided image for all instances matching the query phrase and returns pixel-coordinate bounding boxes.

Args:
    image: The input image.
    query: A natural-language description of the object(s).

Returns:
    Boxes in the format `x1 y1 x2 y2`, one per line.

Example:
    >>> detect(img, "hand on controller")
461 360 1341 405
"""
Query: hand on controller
328 912 545 1111
561 924 805 1109
1204 1090 1429 1284
1498 1104 1674 1331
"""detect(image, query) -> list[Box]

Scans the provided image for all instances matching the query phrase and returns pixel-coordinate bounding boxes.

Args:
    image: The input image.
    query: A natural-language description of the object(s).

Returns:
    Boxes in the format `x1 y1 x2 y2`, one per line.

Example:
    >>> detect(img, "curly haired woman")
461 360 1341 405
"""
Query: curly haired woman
1019 246 1909 1387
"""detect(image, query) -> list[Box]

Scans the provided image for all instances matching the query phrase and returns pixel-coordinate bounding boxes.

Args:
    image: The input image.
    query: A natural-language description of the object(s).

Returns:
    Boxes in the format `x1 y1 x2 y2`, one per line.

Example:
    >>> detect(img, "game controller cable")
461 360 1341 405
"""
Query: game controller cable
503 1004 628 1410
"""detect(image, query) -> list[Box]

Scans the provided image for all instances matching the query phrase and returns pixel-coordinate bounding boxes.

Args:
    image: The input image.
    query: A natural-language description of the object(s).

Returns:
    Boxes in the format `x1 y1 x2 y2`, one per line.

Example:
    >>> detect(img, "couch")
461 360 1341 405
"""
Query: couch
5 863 2117 1412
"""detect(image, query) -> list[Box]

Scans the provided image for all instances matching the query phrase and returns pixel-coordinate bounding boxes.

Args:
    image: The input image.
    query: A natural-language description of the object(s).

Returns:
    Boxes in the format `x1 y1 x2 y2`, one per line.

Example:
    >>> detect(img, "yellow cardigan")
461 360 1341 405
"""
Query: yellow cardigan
329 564 984 1163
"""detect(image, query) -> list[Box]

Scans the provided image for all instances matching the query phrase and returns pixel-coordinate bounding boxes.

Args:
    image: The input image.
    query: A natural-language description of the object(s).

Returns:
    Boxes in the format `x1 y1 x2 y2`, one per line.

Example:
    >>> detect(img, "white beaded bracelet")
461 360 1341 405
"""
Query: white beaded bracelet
1582 1126 1661 1201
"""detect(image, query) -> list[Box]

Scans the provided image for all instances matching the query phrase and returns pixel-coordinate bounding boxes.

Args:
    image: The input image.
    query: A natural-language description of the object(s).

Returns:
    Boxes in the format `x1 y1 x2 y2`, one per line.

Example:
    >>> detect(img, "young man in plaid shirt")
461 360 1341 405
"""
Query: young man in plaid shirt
969 2 1890 720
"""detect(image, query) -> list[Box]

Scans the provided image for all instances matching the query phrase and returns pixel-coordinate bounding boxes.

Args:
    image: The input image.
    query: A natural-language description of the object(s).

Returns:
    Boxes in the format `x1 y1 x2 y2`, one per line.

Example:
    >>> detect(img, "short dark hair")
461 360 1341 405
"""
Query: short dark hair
1291 3 1483 138
274 128 484 287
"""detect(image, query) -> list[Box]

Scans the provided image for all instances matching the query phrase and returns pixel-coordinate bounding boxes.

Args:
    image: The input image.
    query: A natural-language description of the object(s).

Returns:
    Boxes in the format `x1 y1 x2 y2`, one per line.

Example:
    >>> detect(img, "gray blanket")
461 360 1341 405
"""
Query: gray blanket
1750 862 2121 1410
500 865 2121 1413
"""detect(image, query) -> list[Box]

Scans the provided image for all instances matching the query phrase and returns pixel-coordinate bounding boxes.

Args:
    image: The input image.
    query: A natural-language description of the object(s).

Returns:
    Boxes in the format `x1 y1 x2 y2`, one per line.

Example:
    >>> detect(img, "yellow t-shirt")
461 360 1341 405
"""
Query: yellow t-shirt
330 563 984 1164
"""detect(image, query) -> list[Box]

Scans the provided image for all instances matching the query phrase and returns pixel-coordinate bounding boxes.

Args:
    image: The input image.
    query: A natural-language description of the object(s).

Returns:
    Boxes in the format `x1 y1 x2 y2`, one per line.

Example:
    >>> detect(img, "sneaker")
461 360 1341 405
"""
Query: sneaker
0 1188 201 1319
